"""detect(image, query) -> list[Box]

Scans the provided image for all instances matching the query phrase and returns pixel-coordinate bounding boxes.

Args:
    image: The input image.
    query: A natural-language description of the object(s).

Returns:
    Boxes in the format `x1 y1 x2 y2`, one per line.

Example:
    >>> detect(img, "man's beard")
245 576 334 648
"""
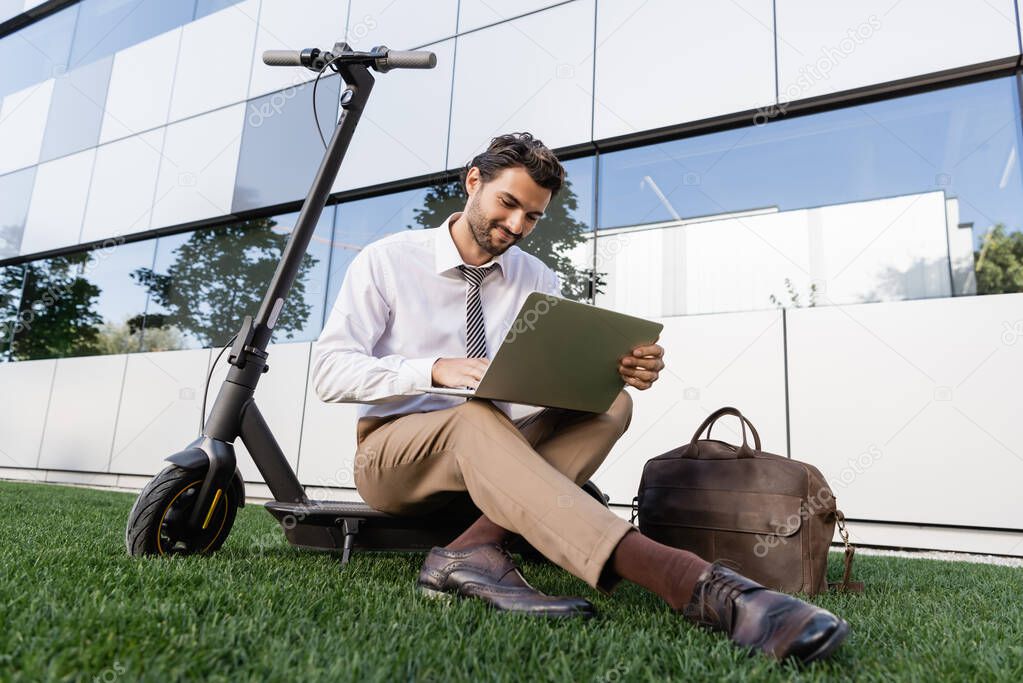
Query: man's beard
465 192 520 256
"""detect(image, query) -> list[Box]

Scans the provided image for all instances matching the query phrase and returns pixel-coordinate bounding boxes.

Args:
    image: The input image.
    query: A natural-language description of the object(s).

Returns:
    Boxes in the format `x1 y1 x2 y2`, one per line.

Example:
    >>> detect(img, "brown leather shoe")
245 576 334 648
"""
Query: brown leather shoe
681 563 850 664
416 543 595 618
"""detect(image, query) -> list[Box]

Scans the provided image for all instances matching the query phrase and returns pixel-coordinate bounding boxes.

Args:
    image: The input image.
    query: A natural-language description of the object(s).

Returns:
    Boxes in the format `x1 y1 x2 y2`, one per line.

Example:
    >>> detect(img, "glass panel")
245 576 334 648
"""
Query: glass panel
21 149 95 256
347 0 457 50
68 0 194 70
150 103 244 229
233 74 342 212
138 209 334 351
593 0 775 140
532 155 594 301
248 0 355 99
457 0 560 33
0 166 37 258
0 3 78 99
9 238 154 360
194 0 243 20
596 76 1023 315
39 55 113 162
448 1 593 165
168 0 257 122
327 187 434 309
80 127 164 244
331 38 454 194
99 28 180 144
0 0 24 24
0 79 54 176
326 158 596 308
269 207 333 343
0 264 25 362
775 1 1018 102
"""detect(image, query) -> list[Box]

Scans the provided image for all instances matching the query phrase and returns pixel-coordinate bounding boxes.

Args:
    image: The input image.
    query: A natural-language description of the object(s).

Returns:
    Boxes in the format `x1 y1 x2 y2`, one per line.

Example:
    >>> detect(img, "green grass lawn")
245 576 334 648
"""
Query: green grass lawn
2 480 1022 682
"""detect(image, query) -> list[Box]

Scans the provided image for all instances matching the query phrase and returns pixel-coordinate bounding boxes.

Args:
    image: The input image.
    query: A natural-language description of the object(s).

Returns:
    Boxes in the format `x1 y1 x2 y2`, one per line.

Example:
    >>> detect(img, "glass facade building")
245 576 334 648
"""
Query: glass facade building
1 0 1022 555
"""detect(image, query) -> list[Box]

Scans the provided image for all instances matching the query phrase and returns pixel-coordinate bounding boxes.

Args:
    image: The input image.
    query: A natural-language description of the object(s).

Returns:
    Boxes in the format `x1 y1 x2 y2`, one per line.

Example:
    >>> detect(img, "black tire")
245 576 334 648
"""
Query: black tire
125 464 238 557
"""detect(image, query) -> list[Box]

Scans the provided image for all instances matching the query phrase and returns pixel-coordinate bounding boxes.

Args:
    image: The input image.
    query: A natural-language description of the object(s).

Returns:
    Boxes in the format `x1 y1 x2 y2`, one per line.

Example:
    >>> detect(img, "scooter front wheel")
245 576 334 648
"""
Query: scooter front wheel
125 464 238 557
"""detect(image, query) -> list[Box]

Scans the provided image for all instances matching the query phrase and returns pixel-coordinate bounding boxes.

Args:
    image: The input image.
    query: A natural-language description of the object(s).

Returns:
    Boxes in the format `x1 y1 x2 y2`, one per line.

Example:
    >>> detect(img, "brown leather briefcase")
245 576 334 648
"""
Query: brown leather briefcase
632 407 861 595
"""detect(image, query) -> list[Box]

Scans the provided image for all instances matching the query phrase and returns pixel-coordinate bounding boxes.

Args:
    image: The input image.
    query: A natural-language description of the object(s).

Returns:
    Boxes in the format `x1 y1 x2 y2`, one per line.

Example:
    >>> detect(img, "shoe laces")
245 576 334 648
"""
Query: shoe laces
692 564 747 631
711 568 749 602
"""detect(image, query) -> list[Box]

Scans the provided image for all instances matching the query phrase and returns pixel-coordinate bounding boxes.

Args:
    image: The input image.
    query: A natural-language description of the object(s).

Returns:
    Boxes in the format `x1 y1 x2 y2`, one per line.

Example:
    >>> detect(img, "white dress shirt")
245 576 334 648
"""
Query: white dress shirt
311 212 561 419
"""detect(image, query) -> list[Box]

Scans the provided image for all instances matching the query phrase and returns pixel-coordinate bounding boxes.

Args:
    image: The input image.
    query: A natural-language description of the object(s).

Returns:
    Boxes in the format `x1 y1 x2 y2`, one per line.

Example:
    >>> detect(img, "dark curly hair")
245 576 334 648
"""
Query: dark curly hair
461 132 565 196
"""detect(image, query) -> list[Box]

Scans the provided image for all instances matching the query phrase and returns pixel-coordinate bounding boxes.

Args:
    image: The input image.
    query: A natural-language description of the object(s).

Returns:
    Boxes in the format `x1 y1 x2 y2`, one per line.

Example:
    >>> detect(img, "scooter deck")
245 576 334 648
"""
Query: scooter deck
264 482 609 567
264 498 532 566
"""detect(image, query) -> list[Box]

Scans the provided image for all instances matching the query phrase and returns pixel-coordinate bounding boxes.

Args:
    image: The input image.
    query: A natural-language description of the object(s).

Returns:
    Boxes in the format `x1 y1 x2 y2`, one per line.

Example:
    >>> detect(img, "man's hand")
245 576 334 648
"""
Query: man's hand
619 342 665 390
432 358 491 389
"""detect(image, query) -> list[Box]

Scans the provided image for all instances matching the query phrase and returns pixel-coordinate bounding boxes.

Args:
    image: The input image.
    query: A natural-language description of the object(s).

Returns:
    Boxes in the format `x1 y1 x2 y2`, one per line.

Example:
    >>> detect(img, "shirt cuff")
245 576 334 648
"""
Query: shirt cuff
398 357 439 392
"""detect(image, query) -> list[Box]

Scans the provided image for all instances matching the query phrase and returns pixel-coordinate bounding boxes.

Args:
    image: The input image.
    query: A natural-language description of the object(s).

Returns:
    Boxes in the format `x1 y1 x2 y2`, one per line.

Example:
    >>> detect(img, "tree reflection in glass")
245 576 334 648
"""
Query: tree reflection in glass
133 216 320 350
7 254 103 360
407 173 600 301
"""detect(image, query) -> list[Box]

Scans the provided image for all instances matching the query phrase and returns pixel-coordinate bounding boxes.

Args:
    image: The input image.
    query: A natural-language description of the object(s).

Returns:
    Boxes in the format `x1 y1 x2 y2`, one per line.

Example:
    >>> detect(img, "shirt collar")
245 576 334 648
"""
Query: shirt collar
434 212 506 278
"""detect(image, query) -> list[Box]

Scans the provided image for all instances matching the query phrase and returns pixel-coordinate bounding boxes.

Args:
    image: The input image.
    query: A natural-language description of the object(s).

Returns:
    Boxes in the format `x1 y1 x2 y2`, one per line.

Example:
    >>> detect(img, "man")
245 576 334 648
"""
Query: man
311 133 849 664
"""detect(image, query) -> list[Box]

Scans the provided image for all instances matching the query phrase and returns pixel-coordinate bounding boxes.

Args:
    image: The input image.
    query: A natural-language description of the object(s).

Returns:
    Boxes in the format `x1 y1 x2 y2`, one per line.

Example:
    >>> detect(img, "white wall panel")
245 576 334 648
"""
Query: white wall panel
247 0 349 99
0 166 35 257
0 0 21 23
846 520 1023 557
21 148 95 255
100 28 181 144
37 354 127 473
151 103 244 229
776 0 1020 102
593 310 789 505
169 0 259 122
109 348 212 476
448 0 594 166
594 0 776 139
204 341 309 484
39 56 112 162
296 372 362 493
45 470 119 487
348 0 457 49
332 39 453 192
0 358 55 468
80 128 165 244
0 467 46 482
787 292 1023 529
0 79 53 175
457 0 564 32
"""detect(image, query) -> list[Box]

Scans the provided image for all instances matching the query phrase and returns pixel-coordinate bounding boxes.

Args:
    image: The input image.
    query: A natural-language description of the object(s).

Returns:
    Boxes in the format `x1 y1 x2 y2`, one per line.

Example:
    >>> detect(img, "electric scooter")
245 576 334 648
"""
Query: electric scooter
125 41 611 567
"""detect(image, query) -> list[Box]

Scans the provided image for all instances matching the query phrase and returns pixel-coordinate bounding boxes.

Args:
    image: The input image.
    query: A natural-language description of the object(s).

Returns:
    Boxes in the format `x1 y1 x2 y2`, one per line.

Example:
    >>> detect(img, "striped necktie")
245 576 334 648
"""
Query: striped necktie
457 264 497 358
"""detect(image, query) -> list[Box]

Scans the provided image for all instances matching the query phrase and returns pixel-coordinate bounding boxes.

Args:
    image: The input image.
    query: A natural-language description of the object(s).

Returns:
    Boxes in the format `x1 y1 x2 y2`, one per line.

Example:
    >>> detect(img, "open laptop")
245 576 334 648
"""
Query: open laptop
418 292 664 413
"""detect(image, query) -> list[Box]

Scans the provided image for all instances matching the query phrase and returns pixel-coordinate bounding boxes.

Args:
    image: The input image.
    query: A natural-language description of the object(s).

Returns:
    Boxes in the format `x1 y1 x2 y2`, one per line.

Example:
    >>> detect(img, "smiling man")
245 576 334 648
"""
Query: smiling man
311 133 848 664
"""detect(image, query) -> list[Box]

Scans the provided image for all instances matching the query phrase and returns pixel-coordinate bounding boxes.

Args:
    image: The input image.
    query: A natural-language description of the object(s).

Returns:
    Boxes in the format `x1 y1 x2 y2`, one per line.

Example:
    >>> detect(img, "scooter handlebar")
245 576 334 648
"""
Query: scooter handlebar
262 49 303 66
375 49 437 71
261 46 436 72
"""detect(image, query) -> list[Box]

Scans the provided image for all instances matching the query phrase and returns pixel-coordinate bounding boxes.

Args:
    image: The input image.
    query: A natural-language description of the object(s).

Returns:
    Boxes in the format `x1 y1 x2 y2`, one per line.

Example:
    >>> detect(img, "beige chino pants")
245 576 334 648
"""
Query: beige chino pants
353 391 638 594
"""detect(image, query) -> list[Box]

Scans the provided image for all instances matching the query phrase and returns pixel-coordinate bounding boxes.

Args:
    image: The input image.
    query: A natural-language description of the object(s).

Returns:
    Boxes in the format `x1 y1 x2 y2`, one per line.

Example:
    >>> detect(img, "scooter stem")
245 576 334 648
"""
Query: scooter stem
204 49 375 443
185 45 378 527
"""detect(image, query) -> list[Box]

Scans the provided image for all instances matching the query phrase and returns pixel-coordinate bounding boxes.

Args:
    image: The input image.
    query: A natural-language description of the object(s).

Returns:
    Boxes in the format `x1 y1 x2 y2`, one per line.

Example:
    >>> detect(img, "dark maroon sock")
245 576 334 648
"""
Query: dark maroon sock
444 514 511 550
609 528 710 611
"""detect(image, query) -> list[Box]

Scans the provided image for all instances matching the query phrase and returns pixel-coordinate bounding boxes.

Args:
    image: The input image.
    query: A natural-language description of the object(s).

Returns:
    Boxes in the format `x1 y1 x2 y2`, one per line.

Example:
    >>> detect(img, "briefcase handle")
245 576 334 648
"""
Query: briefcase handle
687 406 762 459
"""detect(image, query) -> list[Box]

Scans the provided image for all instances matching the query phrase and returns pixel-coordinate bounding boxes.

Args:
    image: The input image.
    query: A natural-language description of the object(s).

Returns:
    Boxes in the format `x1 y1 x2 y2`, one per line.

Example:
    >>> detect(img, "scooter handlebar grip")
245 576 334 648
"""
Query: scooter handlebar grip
262 49 303 66
379 50 437 70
